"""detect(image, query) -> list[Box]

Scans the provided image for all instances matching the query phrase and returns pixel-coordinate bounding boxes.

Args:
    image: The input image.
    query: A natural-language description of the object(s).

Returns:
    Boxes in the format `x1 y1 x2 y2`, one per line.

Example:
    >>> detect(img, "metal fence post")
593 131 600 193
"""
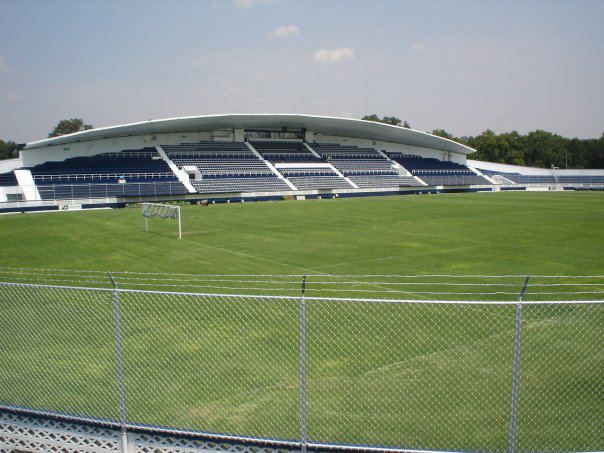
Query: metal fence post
108 272 129 453
508 275 530 453
299 275 308 452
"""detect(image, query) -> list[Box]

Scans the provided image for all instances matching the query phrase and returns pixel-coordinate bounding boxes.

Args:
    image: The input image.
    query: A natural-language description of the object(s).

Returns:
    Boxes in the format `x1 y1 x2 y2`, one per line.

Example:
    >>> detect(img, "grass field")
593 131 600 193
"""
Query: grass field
0 192 602 450
0 191 603 298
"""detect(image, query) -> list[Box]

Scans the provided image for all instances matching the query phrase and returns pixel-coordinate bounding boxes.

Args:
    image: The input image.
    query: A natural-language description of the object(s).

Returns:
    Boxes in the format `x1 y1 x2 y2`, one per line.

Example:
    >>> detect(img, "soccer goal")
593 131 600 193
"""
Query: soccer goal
141 203 182 239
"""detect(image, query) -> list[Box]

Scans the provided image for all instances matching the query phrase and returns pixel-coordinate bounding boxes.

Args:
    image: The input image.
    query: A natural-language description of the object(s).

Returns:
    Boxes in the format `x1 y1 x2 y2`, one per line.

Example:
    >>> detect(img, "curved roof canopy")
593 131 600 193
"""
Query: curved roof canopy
25 114 474 155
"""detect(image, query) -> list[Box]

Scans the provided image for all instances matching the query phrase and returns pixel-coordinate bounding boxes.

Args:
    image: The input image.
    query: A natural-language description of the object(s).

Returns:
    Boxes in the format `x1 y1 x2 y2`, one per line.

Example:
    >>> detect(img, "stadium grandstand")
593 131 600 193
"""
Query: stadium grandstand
0 113 602 212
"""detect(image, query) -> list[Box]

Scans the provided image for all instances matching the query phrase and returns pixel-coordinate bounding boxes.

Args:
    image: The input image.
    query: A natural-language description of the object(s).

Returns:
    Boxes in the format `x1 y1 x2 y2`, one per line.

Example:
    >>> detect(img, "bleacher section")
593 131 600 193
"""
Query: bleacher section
191 176 291 194
482 169 555 183
478 169 554 184
388 154 491 185
164 142 273 176
0 171 18 186
36 180 187 200
28 148 187 200
558 176 604 184
172 156 271 176
30 149 173 181
163 142 290 194
313 143 381 159
251 141 319 163
279 167 353 190
312 143 416 188
350 174 415 188
479 169 513 177
453 168 604 186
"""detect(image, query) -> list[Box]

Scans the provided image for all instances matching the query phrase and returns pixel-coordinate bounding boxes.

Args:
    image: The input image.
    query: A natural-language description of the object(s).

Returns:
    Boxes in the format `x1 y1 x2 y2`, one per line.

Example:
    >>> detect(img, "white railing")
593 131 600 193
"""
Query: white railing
33 172 175 182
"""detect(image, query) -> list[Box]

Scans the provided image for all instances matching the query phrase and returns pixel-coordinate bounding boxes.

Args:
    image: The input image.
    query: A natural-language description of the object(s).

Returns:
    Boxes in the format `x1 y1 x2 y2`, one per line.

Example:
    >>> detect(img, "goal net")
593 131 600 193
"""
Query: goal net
141 203 182 239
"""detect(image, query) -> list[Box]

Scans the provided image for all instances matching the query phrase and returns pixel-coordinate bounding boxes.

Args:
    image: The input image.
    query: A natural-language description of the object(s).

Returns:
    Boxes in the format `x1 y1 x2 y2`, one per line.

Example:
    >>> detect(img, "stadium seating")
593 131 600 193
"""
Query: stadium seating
0 171 18 186
279 167 354 190
478 169 555 184
36 179 187 200
28 148 187 200
164 141 293 193
250 141 320 163
29 149 175 181
464 169 604 186
557 175 604 184
388 153 491 185
173 158 272 177
312 142 381 158
165 142 273 177
478 169 515 176
350 174 416 188
191 175 291 193
312 143 417 188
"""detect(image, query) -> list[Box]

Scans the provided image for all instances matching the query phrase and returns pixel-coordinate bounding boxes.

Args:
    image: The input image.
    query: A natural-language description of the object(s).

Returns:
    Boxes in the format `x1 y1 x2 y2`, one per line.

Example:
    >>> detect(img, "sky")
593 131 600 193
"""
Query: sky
0 0 603 143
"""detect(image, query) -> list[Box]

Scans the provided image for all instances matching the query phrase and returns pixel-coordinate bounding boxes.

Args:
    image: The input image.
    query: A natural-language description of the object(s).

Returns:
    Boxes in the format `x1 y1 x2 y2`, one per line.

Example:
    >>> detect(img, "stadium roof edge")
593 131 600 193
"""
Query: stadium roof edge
23 113 475 155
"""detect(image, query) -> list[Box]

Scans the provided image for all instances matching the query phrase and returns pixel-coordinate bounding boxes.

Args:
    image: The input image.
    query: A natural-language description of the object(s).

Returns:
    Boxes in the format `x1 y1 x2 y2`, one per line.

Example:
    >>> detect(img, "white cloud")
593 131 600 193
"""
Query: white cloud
268 25 299 38
412 42 426 52
313 47 355 64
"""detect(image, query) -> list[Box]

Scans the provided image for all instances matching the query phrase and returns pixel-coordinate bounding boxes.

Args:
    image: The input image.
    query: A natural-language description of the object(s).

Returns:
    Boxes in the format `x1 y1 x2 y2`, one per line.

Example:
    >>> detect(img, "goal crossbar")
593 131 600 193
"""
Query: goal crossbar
141 203 182 239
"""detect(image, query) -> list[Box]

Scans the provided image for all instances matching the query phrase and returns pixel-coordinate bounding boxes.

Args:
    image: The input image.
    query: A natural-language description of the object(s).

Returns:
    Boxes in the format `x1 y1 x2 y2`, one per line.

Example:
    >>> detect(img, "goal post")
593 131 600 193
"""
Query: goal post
141 203 182 239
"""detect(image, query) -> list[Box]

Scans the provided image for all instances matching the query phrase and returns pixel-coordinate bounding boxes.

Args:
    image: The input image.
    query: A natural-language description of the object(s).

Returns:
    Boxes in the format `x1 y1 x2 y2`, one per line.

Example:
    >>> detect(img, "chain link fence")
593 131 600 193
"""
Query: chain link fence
0 278 602 452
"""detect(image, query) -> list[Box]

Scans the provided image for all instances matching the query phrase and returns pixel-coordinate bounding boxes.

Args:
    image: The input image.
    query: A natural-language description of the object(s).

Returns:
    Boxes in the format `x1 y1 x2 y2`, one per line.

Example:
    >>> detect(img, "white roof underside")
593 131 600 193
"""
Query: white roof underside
24 114 474 155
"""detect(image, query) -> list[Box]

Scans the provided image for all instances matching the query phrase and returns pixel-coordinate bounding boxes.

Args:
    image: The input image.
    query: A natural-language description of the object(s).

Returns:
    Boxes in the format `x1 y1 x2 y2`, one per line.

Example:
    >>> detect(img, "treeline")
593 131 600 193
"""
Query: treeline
362 115 603 169
431 129 604 169
0 140 18 160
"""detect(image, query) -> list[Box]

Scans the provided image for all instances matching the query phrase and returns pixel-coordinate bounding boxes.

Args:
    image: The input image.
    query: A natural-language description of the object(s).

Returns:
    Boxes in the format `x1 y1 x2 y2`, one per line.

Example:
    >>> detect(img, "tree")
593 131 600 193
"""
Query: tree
381 116 402 126
361 114 381 123
466 130 501 162
521 130 566 168
430 129 454 140
49 118 93 138
0 139 18 161
362 114 410 128
497 131 525 166
429 129 470 146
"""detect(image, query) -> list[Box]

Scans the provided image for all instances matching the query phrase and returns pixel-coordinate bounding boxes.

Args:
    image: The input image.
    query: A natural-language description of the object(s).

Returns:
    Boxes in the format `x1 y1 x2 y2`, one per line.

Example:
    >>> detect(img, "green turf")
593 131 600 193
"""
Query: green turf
0 192 603 276
0 192 602 450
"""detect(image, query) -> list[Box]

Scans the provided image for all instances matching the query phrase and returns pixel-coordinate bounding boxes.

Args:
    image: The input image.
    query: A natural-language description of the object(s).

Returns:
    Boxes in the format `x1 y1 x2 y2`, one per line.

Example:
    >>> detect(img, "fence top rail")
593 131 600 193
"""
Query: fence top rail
0 280 602 305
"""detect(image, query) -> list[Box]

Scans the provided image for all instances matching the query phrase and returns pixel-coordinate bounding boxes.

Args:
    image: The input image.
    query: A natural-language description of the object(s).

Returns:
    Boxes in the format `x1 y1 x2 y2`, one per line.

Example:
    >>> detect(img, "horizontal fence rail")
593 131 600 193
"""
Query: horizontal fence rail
0 276 602 452
1 267 603 300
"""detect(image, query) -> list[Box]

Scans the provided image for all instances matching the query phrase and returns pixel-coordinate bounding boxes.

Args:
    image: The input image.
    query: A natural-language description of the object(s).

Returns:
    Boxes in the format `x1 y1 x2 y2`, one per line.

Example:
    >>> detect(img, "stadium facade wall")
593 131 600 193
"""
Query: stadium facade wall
0 157 22 173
